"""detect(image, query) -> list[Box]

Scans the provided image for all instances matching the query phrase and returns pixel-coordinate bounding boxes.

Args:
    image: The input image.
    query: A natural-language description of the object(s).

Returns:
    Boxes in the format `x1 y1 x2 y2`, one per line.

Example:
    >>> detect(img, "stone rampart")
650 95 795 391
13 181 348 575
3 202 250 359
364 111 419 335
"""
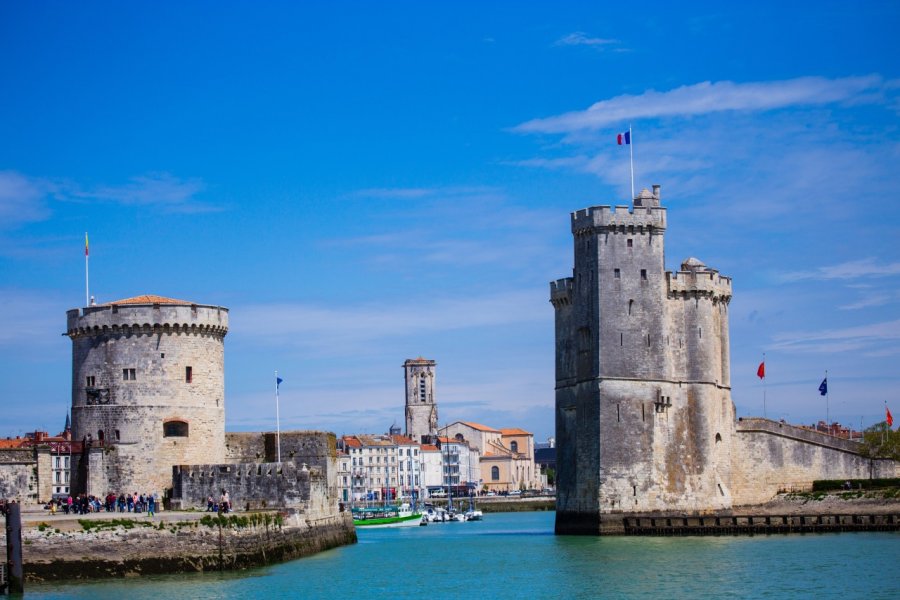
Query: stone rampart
170 461 324 511
0 449 37 503
731 419 900 505
16 512 356 581
225 432 267 462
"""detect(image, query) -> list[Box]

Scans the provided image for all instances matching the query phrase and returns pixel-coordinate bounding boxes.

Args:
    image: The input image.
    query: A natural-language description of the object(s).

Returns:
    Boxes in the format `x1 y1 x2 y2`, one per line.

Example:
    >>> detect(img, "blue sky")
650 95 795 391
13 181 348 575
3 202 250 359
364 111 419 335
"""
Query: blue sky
2 1 899 441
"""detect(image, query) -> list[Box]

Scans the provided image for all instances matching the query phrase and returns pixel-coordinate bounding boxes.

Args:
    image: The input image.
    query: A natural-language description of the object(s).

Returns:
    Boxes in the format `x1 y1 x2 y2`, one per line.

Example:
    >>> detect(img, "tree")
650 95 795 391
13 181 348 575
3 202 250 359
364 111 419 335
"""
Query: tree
858 422 900 461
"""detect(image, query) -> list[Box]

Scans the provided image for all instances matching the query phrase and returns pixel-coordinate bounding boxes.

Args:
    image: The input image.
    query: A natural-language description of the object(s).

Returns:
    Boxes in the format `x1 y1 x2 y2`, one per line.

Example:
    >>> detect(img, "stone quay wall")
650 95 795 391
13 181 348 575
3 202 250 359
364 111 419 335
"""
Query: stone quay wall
16 512 356 582
731 418 900 506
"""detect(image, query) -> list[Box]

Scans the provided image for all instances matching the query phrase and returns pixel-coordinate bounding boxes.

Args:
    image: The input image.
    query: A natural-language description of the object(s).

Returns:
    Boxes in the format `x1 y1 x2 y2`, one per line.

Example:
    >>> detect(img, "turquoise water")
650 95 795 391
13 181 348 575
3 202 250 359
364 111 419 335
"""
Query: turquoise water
30 512 900 599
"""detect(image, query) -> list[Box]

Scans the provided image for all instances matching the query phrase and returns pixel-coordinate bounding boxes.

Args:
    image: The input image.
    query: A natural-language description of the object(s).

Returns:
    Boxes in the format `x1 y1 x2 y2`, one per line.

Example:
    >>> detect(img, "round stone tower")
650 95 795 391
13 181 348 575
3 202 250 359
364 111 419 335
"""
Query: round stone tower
66 295 228 495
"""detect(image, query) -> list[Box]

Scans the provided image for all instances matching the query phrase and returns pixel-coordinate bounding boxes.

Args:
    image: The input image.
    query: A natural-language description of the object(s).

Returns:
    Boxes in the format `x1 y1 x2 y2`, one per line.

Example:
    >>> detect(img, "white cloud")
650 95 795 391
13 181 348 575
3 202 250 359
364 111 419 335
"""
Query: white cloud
783 258 900 282
72 172 216 214
513 75 886 134
839 294 891 310
0 171 52 228
554 32 619 47
770 319 900 353
232 290 548 355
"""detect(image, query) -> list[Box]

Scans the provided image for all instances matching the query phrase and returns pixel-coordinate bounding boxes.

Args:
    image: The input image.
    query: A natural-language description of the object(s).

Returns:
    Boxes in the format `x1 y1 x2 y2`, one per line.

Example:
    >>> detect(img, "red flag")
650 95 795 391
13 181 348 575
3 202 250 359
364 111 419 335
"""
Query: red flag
756 361 765 379
887 407 894 427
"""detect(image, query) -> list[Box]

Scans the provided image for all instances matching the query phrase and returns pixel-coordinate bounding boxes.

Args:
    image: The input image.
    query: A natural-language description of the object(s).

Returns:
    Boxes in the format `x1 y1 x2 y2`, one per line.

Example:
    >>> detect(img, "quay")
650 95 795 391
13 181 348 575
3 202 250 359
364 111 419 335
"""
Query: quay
623 513 900 535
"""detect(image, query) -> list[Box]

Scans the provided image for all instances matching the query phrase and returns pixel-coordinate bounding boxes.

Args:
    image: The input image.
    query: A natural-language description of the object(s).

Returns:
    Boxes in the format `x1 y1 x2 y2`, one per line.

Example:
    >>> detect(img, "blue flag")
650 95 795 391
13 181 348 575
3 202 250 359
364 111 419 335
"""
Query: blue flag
276 377 283 389
818 378 827 396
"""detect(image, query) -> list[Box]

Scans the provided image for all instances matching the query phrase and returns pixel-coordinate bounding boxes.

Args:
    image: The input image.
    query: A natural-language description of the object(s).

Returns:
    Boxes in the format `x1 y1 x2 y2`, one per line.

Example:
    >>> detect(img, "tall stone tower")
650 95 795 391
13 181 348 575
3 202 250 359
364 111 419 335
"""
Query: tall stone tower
404 357 437 443
66 295 228 494
551 186 734 535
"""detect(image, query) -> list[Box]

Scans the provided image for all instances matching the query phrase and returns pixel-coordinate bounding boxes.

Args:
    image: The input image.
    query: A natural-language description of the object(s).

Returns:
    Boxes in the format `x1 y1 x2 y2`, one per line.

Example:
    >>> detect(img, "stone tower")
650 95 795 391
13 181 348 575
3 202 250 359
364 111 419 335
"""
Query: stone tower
551 186 734 534
66 295 228 494
404 357 437 443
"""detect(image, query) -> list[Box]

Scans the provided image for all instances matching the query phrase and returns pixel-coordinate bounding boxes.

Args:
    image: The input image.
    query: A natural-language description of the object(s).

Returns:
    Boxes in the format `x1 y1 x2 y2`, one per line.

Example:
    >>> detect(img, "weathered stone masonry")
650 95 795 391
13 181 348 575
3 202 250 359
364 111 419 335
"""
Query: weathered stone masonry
552 186 899 535
66 297 228 495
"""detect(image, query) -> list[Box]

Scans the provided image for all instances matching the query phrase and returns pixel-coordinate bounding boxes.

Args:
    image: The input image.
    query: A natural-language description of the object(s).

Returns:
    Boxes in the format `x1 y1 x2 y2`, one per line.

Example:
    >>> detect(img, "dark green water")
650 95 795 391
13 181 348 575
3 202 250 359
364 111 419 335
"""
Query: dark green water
30 512 900 599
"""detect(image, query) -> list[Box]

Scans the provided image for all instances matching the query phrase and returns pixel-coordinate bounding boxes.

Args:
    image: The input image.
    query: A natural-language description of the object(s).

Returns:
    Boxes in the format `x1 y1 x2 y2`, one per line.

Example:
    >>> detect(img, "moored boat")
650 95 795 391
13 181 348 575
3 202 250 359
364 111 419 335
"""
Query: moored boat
352 502 423 528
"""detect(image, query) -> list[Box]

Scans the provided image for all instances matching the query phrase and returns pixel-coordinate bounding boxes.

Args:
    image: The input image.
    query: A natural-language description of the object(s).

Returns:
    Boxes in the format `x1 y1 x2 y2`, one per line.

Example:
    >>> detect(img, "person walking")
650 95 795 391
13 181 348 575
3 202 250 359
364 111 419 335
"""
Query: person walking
147 492 155 517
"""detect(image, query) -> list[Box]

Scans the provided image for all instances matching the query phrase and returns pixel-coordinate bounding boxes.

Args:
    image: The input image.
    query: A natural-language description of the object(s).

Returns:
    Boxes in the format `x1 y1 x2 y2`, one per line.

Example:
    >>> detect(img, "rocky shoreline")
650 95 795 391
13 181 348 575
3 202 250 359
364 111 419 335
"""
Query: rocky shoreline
4 510 356 582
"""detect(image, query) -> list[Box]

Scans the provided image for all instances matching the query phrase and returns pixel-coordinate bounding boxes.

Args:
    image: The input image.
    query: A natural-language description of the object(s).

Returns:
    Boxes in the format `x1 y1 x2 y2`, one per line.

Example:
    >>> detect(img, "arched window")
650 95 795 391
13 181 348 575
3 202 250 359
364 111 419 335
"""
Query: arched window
419 375 427 403
455 433 464 442
715 433 722 444
491 466 500 481
510 441 518 453
163 420 189 438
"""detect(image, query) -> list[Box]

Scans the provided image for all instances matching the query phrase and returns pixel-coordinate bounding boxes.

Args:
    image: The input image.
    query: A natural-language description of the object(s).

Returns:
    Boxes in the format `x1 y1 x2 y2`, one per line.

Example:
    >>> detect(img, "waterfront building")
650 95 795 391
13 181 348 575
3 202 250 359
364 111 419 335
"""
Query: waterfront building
440 422 540 492
419 443 443 493
337 449 351 502
435 436 480 496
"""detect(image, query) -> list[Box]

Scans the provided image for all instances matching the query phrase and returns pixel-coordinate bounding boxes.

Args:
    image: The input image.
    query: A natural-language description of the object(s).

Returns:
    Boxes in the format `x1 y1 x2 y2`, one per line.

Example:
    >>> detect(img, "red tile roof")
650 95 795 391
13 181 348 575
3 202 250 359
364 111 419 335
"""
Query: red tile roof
500 428 531 436
420 444 440 452
459 421 500 433
0 438 26 449
105 294 195 306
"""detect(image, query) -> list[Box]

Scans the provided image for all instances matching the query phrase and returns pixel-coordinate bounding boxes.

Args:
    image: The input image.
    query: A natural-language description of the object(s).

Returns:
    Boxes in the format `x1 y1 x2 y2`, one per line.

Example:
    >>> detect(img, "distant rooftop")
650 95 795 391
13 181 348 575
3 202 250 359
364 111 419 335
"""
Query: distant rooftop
104 294 196 306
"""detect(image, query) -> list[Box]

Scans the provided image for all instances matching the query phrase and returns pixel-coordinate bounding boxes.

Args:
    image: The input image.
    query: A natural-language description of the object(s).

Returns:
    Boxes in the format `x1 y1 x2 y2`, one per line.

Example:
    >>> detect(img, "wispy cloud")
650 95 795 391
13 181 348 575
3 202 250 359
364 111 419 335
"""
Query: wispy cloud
782 258 900 282
0 170 219 223
554 32 619 48
513 75 887 134
839 295 892 310
0 171 53 229
71 172 217 214
233 290 547 355
770 319 900 353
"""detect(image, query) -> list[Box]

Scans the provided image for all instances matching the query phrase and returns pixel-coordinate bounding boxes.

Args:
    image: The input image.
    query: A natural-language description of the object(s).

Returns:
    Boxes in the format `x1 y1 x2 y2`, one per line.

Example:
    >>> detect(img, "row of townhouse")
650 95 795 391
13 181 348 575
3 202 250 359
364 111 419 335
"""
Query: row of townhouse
337 434 478 503
336 422 543 503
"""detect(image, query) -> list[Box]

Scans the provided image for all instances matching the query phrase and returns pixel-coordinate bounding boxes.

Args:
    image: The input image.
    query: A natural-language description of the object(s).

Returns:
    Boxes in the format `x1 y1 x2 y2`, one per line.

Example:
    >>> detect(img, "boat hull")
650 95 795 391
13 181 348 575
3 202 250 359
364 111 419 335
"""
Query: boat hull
353 512 423 528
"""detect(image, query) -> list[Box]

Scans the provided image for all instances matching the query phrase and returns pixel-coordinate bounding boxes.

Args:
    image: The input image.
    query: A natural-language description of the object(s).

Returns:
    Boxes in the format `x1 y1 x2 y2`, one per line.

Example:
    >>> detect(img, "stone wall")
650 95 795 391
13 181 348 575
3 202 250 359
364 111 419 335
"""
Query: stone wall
0 449 37 503
170 461 327 512
732 419 900 505
225 432 266 463
17 512 356 581
67 301 228 495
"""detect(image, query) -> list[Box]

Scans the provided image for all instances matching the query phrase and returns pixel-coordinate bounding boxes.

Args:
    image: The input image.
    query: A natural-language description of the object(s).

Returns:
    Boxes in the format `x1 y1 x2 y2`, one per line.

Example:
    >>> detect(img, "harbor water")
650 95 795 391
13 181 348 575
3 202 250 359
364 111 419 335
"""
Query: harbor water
29 511 900 599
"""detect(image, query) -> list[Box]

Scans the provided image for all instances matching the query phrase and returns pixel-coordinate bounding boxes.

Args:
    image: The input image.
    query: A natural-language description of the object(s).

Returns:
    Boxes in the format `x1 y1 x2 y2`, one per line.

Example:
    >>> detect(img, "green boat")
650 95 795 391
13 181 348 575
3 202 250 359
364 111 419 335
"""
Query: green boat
352 502 423 528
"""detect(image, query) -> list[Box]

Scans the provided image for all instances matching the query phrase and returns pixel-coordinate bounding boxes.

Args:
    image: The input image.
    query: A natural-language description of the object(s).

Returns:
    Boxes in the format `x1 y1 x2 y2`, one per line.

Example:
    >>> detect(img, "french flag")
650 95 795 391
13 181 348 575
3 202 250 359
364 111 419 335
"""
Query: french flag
617 131 631 145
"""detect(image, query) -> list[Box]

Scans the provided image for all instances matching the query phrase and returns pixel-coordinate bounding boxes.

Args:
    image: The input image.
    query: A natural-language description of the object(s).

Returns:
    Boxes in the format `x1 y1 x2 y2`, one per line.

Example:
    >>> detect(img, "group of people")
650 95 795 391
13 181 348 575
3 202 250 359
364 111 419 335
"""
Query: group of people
206 489 231 514
46 492 159 516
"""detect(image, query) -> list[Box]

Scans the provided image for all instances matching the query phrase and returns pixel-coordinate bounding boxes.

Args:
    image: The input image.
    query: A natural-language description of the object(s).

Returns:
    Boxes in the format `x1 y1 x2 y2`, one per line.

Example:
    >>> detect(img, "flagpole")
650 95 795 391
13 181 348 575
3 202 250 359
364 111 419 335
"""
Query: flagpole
84 232 89 307
629 124 635 201
824 369 829 430
275 370 281 464
762 352 767 419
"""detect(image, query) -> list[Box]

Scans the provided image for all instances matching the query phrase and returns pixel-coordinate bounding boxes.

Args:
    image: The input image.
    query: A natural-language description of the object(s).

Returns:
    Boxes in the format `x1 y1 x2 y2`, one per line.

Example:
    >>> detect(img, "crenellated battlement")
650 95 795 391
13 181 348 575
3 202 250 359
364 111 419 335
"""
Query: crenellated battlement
570 188 667 236
666 258 732 302
549 277 574 309
66 298 229 339
667 271 732 302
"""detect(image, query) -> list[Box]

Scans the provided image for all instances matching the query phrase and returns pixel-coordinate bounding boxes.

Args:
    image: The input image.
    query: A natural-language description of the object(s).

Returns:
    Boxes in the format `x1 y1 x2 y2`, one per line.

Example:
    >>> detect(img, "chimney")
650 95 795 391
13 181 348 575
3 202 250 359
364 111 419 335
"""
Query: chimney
652 184 661 200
